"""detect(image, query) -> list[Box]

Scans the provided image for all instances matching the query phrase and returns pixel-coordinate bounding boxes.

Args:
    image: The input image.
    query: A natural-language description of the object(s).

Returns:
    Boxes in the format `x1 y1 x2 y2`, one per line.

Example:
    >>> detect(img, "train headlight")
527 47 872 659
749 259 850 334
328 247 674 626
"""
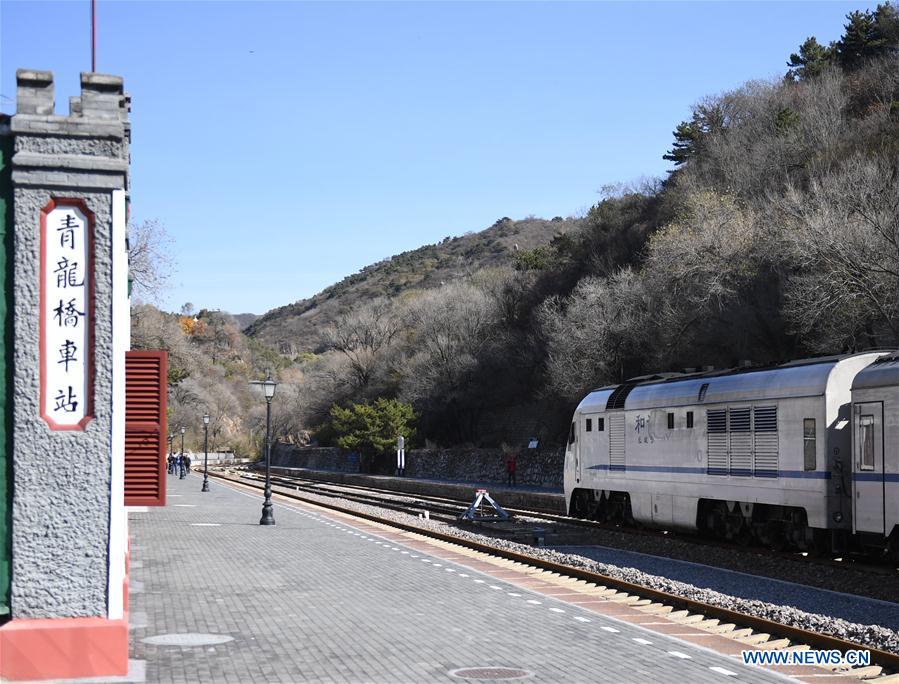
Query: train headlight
833 511 843 523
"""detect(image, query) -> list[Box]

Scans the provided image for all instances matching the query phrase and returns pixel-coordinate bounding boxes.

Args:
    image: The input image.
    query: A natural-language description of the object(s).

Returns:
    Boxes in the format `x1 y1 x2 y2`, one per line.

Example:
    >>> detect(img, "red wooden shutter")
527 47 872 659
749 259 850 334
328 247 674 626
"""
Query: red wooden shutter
125 350 168 506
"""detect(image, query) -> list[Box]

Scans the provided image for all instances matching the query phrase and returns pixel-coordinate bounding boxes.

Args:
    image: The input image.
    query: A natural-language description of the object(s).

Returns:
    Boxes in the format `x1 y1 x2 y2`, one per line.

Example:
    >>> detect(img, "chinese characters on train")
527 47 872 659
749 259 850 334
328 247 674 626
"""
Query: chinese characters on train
44 206 89 427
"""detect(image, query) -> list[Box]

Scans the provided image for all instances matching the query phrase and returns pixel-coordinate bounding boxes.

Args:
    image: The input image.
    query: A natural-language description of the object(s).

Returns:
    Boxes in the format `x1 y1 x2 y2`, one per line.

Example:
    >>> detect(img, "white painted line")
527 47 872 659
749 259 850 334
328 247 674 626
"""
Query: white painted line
473 579 485 584
489 585 503 590
574 617 591 623
667 651 691 659
507 593 522 597
709 667 737 677
601 626 620 633
633 638 652 645
190 523 221 527
549 608 565 613
401 551 409 555
174 504 196 508
445 568 455 572
458 573 469 578
421 559 431 563
526 599 542 605
433 564 442 567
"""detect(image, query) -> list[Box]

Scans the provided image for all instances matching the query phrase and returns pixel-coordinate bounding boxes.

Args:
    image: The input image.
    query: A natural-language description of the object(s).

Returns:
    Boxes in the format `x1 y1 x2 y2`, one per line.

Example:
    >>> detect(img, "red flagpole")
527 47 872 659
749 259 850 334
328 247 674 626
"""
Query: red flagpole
91 0 96 72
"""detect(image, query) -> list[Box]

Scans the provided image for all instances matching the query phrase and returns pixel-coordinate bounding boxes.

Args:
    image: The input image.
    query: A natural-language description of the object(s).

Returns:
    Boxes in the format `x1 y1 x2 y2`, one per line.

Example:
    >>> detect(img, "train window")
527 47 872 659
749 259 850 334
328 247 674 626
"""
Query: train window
597 417 605 431
568 422 576 445
667 412 674 429
698 383 709 402
803 418 816 471
585 418 592 432
686 411 694 428
860 415 874 470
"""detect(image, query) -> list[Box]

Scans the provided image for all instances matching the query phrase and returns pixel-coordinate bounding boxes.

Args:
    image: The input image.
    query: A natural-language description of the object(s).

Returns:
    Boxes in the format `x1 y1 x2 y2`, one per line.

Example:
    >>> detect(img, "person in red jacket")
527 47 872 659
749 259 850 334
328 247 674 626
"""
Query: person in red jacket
505 452 517 487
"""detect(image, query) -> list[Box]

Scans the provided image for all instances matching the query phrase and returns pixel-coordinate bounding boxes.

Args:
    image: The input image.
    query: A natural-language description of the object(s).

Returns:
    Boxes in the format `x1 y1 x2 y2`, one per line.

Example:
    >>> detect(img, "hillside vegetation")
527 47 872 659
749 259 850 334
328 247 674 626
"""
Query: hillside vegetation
245 216 579 353
134 4 899 459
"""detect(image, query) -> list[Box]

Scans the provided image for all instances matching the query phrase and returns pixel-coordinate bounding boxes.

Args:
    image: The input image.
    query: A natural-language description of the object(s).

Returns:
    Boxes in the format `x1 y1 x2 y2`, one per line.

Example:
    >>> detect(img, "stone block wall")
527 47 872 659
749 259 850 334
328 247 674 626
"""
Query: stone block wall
272 443 565 489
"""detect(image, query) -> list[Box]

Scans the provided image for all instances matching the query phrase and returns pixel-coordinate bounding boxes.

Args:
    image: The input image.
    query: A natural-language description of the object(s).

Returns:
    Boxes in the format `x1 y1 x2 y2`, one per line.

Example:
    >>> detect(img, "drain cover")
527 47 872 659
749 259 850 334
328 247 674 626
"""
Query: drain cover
142 633 234 647
450 667 533 681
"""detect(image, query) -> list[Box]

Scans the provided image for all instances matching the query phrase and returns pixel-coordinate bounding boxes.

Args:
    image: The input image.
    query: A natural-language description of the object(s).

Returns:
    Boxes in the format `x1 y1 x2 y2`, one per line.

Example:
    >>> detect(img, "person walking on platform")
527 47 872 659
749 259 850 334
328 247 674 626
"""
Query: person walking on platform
166 454 174 475
506 452 517 487
178 453 185 479
184 453 192 474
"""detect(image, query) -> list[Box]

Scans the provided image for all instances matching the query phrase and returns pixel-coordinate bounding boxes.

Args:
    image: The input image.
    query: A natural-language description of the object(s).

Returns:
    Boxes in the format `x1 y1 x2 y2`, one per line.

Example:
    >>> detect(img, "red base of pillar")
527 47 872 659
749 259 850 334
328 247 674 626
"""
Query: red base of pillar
0 615 128 681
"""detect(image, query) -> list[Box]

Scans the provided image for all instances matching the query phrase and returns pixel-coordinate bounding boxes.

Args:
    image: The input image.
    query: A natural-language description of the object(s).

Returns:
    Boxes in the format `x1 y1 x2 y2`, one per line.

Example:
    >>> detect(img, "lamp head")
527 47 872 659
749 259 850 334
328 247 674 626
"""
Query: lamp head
203 413 210 425
180 426 186 435
262 371 277 400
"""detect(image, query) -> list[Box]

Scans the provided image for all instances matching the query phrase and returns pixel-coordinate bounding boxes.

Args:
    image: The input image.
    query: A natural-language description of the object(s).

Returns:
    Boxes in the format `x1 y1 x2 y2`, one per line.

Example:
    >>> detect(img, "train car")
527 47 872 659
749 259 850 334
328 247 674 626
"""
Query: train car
564 352 891 550
850 353 899 555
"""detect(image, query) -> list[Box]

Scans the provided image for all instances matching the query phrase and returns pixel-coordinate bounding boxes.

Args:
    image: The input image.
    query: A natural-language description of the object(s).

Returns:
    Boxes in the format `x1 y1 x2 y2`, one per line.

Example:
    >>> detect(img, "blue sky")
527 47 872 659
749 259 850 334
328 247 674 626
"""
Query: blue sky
1 1 876 315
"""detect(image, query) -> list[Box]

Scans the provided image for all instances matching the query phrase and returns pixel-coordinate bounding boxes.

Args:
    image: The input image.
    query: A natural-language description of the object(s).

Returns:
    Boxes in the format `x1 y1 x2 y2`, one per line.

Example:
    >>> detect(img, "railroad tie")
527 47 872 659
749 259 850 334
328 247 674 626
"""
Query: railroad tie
635 603 673 615
846 665 883 678
736 633 772 646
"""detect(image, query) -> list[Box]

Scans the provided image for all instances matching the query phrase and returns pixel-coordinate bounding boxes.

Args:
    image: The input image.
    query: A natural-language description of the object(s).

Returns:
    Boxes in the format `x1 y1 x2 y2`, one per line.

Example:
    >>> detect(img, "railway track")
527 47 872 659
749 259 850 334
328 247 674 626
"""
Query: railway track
238 468 898 584
209 468 899 680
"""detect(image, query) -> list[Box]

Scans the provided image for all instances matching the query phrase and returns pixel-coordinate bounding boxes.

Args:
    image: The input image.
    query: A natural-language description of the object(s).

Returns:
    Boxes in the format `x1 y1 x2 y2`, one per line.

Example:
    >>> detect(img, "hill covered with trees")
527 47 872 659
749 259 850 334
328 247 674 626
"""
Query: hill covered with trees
134 3 899 458
245 215 580 354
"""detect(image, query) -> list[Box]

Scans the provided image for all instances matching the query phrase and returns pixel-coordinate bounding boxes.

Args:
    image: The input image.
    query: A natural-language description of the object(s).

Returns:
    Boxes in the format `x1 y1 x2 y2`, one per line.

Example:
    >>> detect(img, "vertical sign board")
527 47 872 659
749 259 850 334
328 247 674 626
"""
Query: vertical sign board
40 199 93 430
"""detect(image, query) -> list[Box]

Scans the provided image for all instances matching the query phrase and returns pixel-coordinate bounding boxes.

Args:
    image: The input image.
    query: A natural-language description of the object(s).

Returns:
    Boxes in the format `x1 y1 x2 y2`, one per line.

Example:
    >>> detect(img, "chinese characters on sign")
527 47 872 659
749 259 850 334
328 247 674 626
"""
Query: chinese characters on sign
42 201 91 429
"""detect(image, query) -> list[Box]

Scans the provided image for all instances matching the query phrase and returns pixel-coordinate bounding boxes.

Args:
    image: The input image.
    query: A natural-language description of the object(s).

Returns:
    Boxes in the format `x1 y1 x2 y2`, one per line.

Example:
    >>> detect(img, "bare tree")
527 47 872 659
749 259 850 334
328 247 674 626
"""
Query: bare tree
537 269 650 400
319 298 401 390
399 282 501 404
777 155 899 350
128 219 176 305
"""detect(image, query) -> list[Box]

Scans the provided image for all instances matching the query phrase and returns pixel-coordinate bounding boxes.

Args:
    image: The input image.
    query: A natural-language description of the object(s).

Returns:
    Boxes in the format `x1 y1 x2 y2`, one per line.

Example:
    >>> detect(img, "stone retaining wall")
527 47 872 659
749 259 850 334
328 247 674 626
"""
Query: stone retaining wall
271 443 565 488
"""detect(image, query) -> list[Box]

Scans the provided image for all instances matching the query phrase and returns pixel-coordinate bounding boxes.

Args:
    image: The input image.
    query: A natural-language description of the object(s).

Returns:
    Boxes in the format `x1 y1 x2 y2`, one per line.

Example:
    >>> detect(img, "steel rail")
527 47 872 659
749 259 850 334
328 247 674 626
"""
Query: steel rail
210 470 899 673
256 467 898 576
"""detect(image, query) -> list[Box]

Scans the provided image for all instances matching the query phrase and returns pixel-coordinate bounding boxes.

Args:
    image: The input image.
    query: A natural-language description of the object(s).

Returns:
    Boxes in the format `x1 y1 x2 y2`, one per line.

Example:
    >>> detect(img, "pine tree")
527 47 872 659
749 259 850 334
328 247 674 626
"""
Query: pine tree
873 2 899 53
663 103 729 167
663 120 703 166
786 36 834 80
837 9 881 69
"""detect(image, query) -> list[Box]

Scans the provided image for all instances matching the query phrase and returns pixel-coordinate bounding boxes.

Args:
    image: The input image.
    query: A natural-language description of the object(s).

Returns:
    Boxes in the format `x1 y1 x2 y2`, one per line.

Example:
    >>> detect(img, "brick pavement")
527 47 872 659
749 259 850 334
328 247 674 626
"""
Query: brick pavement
122 473 808 683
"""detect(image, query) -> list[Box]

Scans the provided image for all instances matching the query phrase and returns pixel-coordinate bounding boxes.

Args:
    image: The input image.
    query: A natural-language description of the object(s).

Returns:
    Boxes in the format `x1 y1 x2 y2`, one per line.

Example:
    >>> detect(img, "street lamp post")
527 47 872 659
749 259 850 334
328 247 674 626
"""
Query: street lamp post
251 372 278 526
168 434 174 475
202 413 210 492
179 426 186 479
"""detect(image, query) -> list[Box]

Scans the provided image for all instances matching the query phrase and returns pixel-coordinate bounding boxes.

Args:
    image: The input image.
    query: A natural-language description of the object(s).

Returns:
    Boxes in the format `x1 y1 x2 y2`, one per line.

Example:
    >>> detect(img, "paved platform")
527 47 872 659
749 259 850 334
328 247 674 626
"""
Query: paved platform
122 473 824 683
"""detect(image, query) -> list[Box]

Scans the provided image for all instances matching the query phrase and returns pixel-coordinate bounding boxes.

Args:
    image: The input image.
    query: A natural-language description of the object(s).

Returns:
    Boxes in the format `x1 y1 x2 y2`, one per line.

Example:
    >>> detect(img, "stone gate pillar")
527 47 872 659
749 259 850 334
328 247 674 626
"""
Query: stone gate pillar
0 69 131 681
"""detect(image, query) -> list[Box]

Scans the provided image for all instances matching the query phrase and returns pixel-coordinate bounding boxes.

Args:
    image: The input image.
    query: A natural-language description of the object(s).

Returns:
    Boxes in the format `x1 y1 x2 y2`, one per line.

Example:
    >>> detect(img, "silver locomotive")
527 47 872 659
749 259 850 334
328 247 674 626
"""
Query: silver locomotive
563 352 898 554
